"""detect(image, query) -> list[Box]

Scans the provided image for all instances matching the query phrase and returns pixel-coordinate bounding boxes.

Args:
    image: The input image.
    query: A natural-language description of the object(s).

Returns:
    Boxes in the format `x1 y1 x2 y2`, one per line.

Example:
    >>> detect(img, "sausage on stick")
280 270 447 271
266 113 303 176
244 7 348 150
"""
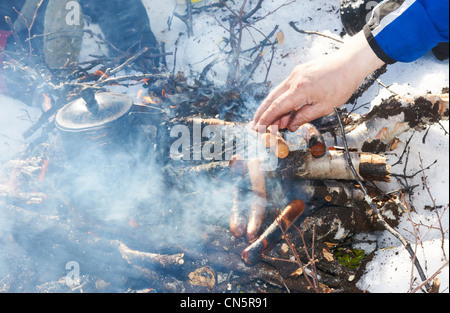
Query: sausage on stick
241 199 306 266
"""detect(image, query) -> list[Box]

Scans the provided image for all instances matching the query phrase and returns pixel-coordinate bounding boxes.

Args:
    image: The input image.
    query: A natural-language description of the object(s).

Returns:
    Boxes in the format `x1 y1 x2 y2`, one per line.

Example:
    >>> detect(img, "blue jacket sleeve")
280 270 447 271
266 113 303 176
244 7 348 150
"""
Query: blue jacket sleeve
364 0 449 63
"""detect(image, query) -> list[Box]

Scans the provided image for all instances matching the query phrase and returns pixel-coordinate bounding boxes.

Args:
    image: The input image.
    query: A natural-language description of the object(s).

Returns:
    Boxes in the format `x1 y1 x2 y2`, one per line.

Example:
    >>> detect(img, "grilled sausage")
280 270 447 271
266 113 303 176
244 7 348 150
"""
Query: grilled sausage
260 131 290 159
241 199 306 266
246 159 267 243
230 199 247 238
229 155 248 238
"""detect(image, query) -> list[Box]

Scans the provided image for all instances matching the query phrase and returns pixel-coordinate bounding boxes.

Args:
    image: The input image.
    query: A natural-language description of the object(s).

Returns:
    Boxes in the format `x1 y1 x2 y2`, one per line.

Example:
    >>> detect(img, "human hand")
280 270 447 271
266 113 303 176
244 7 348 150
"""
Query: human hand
253 31 385 132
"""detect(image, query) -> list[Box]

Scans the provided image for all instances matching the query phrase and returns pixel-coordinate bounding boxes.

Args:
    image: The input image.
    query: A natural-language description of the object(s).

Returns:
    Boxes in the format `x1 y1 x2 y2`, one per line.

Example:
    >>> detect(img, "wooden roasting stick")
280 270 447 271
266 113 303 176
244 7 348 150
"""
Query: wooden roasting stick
246 159 267 243
229 155 248 238
241 199 306 266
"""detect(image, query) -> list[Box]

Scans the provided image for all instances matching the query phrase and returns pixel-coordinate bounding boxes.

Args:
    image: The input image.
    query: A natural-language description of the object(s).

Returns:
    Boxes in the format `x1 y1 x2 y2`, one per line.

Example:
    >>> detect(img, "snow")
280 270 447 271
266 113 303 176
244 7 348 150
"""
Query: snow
1 0 448 293
137 0 450 293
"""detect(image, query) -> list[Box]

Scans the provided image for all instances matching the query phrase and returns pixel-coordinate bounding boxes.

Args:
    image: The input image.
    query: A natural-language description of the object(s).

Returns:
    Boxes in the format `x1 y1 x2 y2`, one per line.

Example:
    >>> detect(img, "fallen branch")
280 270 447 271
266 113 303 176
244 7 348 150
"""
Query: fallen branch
174 0 194 37
116 241 185 268
277 149 391 182
288 21 344 44
5 16 25 52
334 107 430 291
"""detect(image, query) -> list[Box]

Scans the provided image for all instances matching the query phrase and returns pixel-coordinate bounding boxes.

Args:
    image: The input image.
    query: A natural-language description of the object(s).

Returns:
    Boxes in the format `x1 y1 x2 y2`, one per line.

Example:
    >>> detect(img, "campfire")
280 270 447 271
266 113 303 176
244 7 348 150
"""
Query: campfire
1 0 448 294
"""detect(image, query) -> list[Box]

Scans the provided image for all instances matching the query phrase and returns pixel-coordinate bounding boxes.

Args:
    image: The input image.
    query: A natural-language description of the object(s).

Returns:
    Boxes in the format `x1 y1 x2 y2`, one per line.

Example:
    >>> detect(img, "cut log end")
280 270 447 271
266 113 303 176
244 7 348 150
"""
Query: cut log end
359 153 391 182
310 140 326 158
260 132 290 159
303 123 326 158
275 138 290 159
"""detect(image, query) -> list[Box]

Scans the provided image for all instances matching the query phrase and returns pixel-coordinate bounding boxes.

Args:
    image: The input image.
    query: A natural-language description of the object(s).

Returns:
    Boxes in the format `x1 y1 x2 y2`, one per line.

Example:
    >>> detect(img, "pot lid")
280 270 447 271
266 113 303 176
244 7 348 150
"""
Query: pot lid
55 91 133 131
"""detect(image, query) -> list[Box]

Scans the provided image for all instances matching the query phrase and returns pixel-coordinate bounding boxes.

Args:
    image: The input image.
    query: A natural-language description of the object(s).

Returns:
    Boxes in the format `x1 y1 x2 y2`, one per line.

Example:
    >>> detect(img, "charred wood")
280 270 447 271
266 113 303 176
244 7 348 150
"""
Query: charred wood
347 65 388 104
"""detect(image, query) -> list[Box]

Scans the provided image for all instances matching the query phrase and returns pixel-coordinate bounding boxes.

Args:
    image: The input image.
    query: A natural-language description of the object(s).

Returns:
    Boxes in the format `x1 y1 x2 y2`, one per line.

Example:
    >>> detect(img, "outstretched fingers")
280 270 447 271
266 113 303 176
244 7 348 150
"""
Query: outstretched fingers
287 102 334 132
255 89 308 131
253 82 289 129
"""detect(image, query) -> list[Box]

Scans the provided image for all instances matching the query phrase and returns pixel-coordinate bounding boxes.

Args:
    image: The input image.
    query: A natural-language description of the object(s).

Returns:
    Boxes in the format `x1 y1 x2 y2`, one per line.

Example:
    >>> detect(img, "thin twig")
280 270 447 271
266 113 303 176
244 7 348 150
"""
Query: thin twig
391 131 415 167
26 28 124 55
334 107 430 290
419 153 448 261
245 1 296 29
173 0 194 37
242 0 264 22
411 261 449 293
5 16 25 52
186 0 194 37
376 79 399 97
172 33 184 76
99 47 150 81
244 24 278 84
13 0 44 55
278 220 320 292
289 21 343 44
391 159 437 179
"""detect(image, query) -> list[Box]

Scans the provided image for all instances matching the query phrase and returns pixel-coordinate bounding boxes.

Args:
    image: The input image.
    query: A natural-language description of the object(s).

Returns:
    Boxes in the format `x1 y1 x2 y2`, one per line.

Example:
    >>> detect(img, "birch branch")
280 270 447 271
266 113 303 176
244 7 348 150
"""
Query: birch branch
334 107 431 290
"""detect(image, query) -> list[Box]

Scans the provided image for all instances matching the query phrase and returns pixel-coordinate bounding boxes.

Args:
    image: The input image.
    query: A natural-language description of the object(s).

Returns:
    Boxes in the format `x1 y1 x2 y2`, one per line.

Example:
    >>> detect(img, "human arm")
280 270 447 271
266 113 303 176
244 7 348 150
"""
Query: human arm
253 0 449 132
252 31 385 132
364 0 449 64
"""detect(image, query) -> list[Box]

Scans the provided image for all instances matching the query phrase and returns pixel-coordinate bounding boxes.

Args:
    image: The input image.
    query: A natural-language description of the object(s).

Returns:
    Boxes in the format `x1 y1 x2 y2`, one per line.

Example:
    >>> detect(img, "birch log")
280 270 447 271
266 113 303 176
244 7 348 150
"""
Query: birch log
284 93 448 154
300 151 390 182
276 149 391 182
330 93 449 153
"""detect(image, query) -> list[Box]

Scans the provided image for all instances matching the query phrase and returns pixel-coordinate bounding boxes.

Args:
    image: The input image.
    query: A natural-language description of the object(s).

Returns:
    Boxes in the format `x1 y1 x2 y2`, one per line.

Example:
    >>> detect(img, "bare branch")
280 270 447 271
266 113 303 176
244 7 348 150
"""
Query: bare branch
334 107 430 290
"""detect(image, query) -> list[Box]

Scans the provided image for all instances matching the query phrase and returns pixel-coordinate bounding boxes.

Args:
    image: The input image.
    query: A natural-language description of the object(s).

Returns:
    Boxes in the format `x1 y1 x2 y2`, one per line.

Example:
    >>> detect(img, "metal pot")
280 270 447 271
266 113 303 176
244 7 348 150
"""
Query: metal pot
55 89 135 160
55 89 167 214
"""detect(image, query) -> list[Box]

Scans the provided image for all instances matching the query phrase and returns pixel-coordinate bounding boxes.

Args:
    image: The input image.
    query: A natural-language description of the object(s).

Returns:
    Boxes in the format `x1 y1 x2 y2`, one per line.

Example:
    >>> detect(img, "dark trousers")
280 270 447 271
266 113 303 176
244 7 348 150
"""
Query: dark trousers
1 0 158 56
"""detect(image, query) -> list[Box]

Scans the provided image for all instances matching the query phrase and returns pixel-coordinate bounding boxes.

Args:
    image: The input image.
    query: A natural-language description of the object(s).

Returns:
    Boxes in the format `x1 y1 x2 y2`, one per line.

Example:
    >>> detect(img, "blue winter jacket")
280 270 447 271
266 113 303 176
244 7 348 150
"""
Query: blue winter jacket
364 0 449 63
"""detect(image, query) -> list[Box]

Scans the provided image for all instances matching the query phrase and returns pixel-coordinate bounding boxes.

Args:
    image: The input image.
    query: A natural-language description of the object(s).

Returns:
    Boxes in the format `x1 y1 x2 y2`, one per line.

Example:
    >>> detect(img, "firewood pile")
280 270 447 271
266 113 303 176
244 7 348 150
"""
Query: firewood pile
1 1 448 293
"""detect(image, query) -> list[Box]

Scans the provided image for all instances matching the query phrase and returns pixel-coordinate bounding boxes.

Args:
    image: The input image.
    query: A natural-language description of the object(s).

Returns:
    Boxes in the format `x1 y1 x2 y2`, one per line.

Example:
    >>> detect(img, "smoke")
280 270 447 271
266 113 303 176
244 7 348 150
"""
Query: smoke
53 116 254 247
0 0 276 292
0 96 277 291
